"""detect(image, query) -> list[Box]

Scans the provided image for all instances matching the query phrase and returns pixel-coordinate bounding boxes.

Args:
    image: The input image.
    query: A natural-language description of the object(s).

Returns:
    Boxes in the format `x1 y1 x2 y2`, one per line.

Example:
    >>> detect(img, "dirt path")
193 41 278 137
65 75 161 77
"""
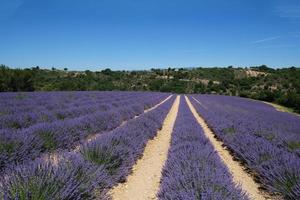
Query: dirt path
185 96 266 200
110 95 180 200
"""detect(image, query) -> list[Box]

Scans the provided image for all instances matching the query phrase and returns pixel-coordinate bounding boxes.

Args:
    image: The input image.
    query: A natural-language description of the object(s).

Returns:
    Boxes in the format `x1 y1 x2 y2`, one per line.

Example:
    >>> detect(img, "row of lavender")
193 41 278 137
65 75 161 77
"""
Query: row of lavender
158 97 248 200
0 92 169 171
0 92 160 130
190 95 300 199
0 95 176 199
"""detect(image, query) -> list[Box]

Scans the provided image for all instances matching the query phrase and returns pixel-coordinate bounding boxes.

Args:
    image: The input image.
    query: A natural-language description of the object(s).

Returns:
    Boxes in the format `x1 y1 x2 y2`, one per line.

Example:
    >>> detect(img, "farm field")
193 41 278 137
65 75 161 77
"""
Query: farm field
0 91 299 200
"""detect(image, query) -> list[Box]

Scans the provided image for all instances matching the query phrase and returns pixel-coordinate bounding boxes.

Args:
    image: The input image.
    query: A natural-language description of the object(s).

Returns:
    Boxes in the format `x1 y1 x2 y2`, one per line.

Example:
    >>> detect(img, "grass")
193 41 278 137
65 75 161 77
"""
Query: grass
258 153 272 164
264 102 299 116
254 131 275 141
0 141 18 155
15 93 27 100
0 111 8 116
55 113 66 120
9 121 22 129
10 178 61 200
275 171 299 200
38 131 57 151
222 127 235 135
80 146 122 175
286 141 300 151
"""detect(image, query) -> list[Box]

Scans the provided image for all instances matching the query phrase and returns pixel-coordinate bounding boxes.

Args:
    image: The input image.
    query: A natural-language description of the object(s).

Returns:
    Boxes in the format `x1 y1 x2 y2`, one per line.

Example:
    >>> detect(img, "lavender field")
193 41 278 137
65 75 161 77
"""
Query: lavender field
190 94 300 199
0 92 299 199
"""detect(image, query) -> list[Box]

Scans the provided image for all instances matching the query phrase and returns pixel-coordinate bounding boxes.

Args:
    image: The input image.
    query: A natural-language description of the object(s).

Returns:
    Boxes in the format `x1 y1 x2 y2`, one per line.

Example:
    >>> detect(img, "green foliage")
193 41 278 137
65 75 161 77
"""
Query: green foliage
286 141 300 151
194 83 206 93
0 65 35 92
80 146 122 174
10 177 62 200
149 79 164 91
8 121 22 129
222 127 235 135
160 80 187 93
0 141 18 155
277 91 300 113
38 131 57 151
257 152 272 164
274 171 299 199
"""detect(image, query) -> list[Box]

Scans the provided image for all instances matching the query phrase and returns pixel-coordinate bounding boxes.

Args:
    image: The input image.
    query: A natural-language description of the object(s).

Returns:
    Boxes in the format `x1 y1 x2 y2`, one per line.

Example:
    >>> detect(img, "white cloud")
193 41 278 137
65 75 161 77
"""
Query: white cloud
258 44 296 49
251 36 280 44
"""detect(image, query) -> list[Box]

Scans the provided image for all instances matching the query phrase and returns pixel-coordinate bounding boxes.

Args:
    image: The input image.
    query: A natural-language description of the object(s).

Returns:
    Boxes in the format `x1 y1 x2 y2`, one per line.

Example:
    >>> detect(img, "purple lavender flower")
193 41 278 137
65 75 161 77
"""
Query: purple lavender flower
189 94 300 199
158 97 248 200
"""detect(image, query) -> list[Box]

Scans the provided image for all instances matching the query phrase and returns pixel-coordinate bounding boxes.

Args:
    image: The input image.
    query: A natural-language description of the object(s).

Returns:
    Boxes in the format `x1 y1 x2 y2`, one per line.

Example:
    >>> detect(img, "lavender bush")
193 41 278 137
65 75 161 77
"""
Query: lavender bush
0 91 169 171
0 155 110 200
158 97 248 200
1 94 175 199
78 95 175 197
190 94 300 199
0 91 167 130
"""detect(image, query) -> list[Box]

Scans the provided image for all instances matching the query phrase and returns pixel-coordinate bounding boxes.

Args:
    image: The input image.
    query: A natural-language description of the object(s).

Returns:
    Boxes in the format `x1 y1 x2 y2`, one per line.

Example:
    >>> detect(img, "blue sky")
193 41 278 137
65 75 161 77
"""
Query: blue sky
0 0 300 70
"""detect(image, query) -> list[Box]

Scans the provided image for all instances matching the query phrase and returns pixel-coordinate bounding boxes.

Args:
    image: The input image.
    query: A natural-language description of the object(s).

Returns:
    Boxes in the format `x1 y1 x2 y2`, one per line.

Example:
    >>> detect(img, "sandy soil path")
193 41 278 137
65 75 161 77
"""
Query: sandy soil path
185 96 267 200
110 95 180 200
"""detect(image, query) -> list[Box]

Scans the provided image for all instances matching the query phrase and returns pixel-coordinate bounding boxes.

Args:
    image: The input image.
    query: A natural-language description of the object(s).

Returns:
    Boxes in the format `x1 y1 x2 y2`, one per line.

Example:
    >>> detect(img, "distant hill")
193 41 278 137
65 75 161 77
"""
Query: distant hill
1 64 300 113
